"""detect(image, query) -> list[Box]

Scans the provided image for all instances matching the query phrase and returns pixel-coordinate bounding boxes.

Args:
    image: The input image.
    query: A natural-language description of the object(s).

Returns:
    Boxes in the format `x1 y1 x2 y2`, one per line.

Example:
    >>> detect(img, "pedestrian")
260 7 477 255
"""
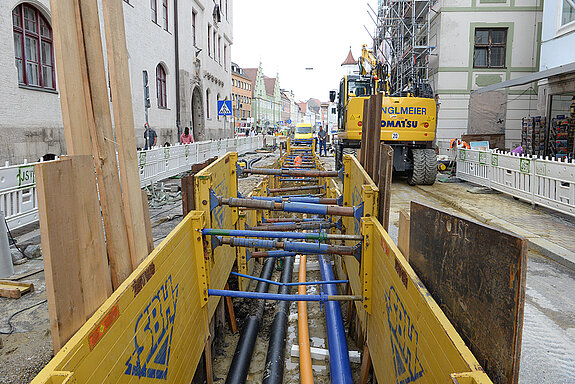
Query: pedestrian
180 126 193 144
318 126 327 156
143 123 157 150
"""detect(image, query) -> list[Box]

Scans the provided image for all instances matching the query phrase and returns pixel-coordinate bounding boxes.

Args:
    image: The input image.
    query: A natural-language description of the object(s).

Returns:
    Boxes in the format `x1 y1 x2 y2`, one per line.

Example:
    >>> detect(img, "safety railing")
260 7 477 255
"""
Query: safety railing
456 148 575 218
1 135 272 231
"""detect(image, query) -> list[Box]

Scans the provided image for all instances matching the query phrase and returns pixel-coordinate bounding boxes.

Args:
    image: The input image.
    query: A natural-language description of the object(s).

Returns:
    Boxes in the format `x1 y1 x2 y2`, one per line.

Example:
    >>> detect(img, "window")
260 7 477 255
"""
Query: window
224 44 227 69
162 0 168 30
151 0 157 23
206 89 210 119
156 64 167 108
213 30 217 61
225 0 228 20
562 0 575 26
207 25 211 56
12 4 55 90
218 36 222 64
473 28 507 68
192 11 197 46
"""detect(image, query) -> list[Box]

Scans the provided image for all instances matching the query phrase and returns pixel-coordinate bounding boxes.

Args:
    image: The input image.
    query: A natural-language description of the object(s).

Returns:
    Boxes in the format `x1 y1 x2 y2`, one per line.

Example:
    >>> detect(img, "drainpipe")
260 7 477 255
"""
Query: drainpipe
262 255 294 384
225 257 275 384
174 0 181 139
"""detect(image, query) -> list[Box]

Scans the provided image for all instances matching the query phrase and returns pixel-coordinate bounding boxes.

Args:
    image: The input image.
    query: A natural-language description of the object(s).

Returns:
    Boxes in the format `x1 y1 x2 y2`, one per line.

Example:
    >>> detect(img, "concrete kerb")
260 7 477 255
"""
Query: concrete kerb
414 185 575 272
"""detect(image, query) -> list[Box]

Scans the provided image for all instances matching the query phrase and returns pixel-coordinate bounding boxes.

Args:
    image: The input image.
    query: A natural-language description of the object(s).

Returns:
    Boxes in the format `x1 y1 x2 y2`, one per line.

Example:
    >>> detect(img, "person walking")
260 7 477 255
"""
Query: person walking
180 127 194 144
318 126 327 156
143 123 157 150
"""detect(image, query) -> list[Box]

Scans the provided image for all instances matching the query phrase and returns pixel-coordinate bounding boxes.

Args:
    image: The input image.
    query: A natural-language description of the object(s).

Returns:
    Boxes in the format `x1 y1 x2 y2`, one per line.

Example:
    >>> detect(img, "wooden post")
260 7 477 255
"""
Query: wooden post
36 156 112 352
101 0 149 269
224 283 238 333
365 96 377 177
370 94 383 180
181 174 196 217
360 99 370 167
205 336 213 384
77 0 134 288
142 189 154 254
377 144 394 230
359 344 372 384
398 209 410 261
48 0 92 156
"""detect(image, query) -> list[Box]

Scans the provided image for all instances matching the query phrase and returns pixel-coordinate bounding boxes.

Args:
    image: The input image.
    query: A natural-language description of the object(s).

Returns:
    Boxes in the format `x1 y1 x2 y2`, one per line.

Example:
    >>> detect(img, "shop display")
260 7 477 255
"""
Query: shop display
521 116 546 156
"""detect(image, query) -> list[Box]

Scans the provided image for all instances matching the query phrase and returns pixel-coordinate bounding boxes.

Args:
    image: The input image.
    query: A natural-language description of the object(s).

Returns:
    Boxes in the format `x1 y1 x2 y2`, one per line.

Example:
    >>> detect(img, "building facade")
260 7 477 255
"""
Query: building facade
428 0 543 149
244 64 281 131
231 62 252 130
1 0 233 164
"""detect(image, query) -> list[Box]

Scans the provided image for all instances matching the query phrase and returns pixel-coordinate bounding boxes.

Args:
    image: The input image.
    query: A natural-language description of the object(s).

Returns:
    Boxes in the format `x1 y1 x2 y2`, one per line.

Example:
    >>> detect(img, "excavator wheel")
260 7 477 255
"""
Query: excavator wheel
408 148 437 186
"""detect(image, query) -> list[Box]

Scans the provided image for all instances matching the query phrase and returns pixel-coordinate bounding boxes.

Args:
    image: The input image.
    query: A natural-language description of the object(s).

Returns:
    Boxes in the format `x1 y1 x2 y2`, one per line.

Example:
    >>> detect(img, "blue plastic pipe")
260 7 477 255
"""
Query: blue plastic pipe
319 255 353 383
230 271 348 287
203 228 330 241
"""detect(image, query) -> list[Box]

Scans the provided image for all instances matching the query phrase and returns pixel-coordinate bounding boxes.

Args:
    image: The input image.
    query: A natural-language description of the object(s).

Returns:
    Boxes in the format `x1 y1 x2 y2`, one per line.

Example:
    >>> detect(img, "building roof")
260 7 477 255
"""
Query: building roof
298 102 307 114
264 76 276 96
243 68 258 84
341 49 357 66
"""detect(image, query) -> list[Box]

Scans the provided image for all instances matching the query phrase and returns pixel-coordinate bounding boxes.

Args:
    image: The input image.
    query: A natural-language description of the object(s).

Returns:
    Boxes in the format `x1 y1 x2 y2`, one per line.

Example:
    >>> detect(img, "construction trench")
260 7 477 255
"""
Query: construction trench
27 136 531 384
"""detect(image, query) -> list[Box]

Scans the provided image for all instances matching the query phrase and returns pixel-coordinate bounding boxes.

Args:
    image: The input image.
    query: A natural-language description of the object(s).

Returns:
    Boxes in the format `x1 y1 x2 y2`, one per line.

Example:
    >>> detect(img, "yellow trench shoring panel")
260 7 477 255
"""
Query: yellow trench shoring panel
341 154 378 334
361 217 493 384
194 152 239 318
32 211 209 384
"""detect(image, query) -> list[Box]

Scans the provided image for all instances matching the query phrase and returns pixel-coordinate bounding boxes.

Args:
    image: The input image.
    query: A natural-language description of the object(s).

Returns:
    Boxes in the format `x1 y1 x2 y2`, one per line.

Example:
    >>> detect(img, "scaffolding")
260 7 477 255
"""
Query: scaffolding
376 0 434 95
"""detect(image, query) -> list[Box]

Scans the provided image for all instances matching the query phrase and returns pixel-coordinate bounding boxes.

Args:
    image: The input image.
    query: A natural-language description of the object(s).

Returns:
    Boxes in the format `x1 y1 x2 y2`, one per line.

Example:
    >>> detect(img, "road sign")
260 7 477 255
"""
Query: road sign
287 119 292 124
279 121 284 125
217 100 232 116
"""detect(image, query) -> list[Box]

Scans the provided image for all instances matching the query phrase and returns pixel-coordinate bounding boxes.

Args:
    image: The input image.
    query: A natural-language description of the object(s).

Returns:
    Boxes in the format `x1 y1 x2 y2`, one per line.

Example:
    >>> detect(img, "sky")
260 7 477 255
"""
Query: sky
232 0 378 102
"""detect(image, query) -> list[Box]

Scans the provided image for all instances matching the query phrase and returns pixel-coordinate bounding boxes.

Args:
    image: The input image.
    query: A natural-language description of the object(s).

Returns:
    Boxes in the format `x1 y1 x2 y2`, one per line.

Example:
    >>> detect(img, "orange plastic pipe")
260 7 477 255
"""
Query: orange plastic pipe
298 254 314 383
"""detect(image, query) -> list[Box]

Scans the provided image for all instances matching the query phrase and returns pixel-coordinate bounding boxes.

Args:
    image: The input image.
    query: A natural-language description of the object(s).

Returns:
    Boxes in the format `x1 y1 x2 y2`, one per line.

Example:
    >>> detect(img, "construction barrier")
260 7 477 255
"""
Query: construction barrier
361 217 493 384
31 211 210 384
457 148 575 217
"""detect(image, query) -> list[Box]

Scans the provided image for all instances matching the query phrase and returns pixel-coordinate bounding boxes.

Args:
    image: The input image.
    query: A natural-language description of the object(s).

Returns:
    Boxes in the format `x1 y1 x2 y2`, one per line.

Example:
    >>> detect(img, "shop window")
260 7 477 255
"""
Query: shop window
156 64 167 108
473 28 507 68
562 0 575 26
12 4 55 90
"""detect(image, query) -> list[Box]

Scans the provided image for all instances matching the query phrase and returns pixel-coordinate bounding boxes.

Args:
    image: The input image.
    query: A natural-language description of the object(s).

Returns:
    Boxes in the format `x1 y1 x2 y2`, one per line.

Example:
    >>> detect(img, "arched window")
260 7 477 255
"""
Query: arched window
12 4 55 90
156 64 167 108
206 89 210 119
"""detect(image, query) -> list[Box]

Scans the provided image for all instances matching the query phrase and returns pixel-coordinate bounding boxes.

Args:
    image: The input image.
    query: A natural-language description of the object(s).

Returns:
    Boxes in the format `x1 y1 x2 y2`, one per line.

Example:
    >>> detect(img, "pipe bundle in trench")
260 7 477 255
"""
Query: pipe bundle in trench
225 257 275 384
319 254 353 384
262 255 294 384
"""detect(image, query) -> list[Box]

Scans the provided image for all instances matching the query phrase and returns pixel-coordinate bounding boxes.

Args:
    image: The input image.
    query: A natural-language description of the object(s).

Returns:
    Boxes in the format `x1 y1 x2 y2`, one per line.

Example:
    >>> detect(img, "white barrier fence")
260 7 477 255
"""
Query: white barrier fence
456 148 575 218
1 136 271 231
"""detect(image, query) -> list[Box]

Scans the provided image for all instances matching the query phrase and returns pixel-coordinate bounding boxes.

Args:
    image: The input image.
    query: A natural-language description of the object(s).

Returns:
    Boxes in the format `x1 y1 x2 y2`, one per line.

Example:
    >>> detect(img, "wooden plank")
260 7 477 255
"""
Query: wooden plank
181 174 196 217
101 0 149 269
360 99 370 167
48 0 92 156
142 189 154 254
224 283 237 333
397 209 410 261
62 155 112 317
359 343 371 384
409 202 526 384
0 281 34 299
36 158 87 352
377 144 393 230
76 0 134 288
370 94 383 180
6 268 43 281
365 98 377 177
205 336 213 384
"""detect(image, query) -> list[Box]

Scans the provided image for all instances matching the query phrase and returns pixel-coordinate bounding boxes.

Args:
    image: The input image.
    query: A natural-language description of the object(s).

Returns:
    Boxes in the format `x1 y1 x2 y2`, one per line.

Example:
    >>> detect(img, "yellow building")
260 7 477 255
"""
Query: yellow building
231 62 252 132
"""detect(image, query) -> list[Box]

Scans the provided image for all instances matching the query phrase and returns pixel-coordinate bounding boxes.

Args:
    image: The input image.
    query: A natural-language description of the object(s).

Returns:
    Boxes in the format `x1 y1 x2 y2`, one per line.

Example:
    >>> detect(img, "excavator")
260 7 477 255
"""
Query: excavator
331 45 437 185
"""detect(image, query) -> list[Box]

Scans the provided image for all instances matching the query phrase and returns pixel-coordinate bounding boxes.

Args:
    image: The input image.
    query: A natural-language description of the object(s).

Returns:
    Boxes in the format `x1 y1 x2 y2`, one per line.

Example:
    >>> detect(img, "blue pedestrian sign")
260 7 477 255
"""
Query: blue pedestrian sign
279 121 284 125
286 119 292 124
217 100 232 116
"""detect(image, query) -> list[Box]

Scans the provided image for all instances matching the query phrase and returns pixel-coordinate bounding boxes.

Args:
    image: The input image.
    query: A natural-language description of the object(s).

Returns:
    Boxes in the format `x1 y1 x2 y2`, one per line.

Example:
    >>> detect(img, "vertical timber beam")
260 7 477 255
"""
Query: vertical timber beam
360 99 369 167
101 0 149 268
77 0 134 287
370 94 383 180
377 144 393 231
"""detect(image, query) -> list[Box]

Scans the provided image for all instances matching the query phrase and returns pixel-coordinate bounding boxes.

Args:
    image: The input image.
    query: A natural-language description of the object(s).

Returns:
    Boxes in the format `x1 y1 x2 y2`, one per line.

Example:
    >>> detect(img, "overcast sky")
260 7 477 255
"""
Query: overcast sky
232 0 378 102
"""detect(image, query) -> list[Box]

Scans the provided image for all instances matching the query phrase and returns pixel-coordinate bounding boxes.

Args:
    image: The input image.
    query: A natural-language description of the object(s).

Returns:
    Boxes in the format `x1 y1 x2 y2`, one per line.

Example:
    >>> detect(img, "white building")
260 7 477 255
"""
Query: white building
428 0 543 149
1 0 232 164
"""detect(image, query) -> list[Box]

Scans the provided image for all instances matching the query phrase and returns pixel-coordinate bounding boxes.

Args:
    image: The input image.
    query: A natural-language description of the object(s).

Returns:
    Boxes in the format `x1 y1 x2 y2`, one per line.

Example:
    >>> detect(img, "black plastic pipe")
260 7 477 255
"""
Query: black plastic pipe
225 257 275 384
262 255 294 384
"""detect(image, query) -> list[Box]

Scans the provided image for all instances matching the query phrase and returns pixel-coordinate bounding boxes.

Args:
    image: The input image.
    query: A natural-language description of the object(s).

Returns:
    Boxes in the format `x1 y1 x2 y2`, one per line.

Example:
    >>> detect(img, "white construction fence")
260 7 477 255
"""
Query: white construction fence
1 136 273 231
456 148 575 218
